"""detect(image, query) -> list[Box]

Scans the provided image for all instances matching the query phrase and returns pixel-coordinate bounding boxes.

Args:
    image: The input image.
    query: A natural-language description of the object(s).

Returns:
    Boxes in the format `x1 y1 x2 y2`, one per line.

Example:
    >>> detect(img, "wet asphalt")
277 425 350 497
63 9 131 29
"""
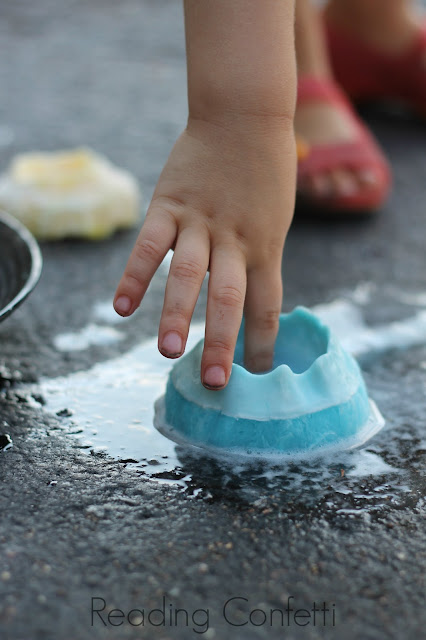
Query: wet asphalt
0 2 425 639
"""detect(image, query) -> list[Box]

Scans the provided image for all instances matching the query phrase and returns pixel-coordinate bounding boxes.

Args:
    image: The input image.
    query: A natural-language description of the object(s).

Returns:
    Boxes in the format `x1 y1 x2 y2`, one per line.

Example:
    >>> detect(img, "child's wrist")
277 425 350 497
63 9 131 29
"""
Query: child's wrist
187 101 295 137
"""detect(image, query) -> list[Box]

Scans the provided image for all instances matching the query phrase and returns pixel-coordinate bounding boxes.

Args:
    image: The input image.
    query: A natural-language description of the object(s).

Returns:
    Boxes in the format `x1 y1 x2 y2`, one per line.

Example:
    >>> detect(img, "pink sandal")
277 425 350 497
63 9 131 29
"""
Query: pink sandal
297 75 391 214
325 18 426 116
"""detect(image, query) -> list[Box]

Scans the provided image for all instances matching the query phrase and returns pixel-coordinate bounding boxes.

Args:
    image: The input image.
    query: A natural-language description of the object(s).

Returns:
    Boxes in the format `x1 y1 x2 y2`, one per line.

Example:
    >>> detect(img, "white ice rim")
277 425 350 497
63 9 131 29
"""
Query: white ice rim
153 396 386 463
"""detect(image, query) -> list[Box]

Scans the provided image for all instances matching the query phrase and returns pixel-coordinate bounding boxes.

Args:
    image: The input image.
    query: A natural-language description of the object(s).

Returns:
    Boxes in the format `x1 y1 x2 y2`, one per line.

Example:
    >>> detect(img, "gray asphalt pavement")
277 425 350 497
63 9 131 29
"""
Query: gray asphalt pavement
0 2 425 639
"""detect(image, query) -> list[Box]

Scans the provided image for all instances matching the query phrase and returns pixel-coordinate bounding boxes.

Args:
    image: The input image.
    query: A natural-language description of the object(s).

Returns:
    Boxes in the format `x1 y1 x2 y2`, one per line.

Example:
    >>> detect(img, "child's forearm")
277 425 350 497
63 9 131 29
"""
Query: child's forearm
184 0 297 123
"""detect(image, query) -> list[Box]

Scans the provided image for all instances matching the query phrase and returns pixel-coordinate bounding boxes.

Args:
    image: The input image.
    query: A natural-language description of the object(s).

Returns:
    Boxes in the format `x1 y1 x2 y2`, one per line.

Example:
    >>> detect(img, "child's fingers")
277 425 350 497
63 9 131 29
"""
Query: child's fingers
158 226 210 358
243 265 283 373
201 245 247 390
113 210 177 316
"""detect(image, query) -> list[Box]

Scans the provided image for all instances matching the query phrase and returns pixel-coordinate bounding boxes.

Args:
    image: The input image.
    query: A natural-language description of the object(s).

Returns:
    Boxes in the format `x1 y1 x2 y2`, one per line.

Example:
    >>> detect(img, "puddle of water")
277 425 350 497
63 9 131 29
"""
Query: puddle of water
38 324 204 476
22 293 426 515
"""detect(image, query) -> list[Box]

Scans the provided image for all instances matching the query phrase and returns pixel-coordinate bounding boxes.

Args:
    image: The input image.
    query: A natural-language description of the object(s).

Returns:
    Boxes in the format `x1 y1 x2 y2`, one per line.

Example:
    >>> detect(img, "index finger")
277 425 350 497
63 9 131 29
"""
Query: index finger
114 208 177 316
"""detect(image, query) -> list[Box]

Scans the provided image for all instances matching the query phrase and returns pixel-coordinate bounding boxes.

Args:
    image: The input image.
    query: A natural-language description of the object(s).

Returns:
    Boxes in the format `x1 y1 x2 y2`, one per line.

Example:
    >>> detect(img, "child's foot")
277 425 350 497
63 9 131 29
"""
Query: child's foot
295 75 391 211
295 87 376 200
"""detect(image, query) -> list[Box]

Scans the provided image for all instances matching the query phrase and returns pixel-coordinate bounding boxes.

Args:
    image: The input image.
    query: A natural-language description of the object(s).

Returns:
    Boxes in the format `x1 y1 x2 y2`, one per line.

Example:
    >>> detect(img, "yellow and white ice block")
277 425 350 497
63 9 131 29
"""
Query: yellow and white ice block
0 148 141 240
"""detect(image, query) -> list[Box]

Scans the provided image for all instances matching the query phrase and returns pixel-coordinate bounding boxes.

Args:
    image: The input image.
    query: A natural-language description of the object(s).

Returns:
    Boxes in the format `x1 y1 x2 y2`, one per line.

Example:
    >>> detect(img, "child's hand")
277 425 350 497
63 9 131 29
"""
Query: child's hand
115 0 297 389
114 115 296 389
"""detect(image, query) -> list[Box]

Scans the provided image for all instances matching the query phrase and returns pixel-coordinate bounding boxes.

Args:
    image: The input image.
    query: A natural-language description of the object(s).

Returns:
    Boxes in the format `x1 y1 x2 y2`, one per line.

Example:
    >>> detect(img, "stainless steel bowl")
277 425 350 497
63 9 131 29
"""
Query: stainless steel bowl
0 211 42 323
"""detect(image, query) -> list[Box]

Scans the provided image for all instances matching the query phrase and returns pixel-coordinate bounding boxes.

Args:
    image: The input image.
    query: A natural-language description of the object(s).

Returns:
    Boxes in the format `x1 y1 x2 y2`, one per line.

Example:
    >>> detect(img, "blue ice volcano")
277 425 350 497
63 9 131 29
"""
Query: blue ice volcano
156 307 384 457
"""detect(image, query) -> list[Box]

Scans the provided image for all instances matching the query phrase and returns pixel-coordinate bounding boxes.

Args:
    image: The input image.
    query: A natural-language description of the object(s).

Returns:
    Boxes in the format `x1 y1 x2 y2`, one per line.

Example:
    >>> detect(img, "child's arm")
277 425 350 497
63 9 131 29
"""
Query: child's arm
114 0 297 389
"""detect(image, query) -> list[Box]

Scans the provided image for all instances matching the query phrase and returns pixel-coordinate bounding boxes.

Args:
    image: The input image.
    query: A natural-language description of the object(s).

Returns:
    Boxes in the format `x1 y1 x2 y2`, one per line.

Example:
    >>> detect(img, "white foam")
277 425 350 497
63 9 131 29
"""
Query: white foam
390 289 426 307
53 323 123 351
313 299 426 358
347 281 376 306
92 300 131 325
347 450 396 477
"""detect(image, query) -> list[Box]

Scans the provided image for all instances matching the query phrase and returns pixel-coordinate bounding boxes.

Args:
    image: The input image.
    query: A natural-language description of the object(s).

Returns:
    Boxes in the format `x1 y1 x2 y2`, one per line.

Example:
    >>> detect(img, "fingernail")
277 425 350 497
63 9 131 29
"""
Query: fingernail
203 366 226 389
161 331 183 357
114 295 132 315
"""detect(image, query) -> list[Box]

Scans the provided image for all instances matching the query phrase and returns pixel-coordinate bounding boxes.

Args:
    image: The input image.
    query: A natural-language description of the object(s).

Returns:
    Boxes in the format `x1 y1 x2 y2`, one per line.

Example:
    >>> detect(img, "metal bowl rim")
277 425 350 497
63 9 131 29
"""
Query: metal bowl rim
0 210 43 321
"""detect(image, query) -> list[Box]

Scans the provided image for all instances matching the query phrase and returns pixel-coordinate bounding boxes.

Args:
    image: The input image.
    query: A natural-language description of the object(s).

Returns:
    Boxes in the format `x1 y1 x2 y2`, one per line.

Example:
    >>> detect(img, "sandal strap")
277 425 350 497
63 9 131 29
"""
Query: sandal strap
297 75 352 109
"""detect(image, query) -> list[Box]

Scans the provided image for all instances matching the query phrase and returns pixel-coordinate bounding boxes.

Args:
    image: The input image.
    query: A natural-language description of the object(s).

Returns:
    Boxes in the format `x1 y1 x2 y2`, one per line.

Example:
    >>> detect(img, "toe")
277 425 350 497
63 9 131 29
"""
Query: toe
358 168 379 189
311 173 333 197
330 168 359 197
